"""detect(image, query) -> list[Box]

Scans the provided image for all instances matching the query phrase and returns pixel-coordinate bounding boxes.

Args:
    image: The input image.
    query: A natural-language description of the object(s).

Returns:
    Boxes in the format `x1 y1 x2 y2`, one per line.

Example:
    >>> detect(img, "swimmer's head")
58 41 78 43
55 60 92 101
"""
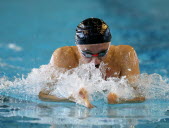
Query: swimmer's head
75 18 111 68
75 18 112 45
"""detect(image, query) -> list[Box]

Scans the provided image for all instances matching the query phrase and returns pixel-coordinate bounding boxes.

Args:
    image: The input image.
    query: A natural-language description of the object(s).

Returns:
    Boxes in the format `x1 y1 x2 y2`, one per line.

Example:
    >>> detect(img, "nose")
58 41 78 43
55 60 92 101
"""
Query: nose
91 57 101 66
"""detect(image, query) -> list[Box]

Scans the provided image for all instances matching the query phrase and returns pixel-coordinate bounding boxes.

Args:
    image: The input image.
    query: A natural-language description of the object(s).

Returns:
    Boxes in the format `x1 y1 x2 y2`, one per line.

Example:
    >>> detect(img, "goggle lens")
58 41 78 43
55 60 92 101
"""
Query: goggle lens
81 50 108 58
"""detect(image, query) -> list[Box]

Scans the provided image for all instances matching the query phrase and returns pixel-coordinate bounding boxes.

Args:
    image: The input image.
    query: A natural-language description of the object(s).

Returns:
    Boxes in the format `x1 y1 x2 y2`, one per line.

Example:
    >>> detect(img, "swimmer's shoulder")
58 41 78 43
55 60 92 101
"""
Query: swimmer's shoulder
111 45 136 55
50 46 79 69
115 45 138 63
111 45 135 52
110 45 138 61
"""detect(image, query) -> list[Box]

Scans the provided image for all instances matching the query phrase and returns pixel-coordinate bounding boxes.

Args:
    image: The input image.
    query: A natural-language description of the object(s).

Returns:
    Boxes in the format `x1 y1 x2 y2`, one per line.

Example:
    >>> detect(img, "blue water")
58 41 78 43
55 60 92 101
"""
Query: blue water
0 0 169 127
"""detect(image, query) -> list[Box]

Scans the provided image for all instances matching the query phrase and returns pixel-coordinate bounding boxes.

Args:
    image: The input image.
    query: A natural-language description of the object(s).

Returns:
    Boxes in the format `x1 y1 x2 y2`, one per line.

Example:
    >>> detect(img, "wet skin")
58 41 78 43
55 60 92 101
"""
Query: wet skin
39 42 145 108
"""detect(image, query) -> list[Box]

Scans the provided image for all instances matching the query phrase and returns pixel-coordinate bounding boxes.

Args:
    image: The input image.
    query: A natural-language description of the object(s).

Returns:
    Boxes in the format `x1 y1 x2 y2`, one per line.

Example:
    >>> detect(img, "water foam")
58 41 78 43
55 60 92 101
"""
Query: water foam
0 63 169 106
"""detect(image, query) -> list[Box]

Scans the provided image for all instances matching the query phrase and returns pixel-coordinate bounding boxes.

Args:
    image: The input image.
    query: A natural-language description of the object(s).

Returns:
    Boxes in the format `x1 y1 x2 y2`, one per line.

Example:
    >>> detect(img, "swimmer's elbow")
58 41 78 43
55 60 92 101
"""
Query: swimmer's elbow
38 91 48 101
128 96 146 103
136 96 146 102
38 91 71 102
107 92 146 104
38 91 55 101
125 96 146 103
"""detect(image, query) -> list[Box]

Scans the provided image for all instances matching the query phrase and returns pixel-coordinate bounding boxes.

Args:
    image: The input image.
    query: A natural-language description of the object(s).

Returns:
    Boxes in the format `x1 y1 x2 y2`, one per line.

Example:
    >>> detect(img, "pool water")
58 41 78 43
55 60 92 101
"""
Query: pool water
0 99 169 128
0 0 169 127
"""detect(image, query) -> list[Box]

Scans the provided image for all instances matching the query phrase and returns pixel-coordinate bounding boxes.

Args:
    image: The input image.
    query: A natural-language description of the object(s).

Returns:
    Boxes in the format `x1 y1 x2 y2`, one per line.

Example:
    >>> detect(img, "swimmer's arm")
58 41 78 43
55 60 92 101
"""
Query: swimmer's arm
107 93 145 104
108 46 145 104
39 88 94 108
38 91 73 102
40 47 94 108
39 47 77 102
119 45 140 83
122 46 145 102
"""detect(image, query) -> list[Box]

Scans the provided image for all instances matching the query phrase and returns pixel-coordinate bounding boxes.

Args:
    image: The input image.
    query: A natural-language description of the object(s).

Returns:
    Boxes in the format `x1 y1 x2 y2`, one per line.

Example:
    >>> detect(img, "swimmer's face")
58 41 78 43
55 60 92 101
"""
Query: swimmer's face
77 42 110 68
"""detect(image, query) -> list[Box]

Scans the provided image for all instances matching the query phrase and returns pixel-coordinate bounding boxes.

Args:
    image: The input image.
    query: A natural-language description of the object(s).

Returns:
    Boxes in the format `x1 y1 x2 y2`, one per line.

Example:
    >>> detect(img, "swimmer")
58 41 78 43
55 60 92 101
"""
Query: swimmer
39 18 145 108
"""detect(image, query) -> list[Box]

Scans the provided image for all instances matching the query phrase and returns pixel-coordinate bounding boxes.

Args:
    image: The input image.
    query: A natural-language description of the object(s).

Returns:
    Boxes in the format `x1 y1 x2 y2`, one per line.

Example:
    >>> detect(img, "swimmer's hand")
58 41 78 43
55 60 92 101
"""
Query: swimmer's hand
78 88 94 109
39 89 94 108
68 88 94 108
107 92 145 104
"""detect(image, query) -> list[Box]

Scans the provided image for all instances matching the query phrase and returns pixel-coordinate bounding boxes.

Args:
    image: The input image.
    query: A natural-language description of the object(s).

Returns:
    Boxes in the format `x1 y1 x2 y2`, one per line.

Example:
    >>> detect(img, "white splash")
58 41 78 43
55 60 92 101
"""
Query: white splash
7 43 23 52
0 63 169 106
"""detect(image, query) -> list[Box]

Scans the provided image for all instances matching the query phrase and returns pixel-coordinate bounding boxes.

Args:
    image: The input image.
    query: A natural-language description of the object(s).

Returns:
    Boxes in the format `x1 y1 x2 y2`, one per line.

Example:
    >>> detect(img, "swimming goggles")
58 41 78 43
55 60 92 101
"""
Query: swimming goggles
80 49 108 58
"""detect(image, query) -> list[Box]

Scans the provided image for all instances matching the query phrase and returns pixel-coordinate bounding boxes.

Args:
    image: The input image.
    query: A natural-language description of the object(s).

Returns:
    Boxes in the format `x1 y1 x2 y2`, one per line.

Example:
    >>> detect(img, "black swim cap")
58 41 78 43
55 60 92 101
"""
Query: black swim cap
75 18 112 45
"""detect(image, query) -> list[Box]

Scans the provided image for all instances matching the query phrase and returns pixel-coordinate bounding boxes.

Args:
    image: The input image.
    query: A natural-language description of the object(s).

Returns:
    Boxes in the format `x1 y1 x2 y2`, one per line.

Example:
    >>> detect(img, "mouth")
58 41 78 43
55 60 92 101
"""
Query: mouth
95 64 100 68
